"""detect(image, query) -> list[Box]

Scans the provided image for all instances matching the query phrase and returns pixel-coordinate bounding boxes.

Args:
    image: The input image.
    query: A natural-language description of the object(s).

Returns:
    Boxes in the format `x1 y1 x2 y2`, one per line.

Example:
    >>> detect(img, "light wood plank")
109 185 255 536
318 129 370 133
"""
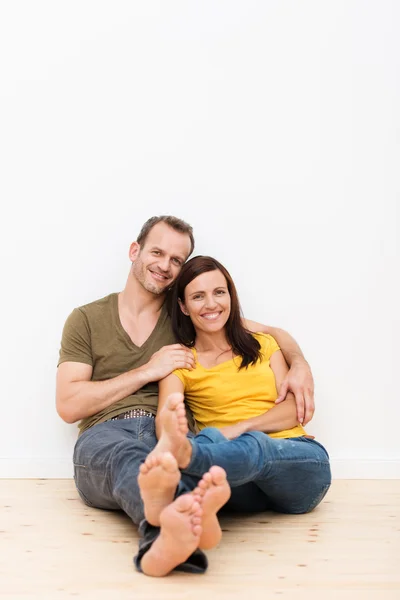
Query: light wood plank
0 480 399 599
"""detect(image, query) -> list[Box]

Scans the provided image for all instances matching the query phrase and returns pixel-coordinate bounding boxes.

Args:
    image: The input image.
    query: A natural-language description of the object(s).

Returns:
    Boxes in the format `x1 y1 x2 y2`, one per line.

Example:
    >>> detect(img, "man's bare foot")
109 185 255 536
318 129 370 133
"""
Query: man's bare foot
192 466 231 550
140 494 203 577
151 393 192 468
138 452 181 526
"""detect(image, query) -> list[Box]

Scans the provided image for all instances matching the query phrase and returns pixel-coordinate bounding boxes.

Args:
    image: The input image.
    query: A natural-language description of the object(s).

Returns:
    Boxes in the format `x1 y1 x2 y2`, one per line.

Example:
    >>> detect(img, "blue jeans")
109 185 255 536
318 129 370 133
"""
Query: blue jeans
188 427 331 514
73 419 331 570
73 417 199 524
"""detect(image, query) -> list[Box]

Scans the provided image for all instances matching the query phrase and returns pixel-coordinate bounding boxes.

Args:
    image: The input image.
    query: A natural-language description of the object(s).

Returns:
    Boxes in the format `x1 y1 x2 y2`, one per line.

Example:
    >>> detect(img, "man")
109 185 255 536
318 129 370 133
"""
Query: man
56 215 315 574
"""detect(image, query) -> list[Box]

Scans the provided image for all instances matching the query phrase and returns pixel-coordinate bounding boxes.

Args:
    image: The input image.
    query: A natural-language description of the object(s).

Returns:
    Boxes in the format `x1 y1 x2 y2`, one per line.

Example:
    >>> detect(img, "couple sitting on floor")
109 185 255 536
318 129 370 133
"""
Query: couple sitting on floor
57 216 330 578
136 255 331 576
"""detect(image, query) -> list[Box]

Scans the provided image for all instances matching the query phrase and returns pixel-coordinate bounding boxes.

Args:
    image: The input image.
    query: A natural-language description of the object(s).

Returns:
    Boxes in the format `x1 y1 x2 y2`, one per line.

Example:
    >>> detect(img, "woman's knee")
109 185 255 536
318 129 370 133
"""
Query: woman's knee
299 480 331 513
286 468 332 514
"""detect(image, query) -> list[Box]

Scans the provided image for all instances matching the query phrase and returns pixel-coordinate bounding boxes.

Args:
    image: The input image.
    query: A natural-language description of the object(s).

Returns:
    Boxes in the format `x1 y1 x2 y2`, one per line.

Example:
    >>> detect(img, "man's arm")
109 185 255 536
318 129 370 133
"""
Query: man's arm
56 362 149 423
243 318 315 425
56 344 195 424
243 319 304 364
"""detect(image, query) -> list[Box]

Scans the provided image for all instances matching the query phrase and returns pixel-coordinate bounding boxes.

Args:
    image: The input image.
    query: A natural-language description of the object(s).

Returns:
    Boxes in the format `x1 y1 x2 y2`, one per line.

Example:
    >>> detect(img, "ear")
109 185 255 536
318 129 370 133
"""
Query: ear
178 298 190 316
129 241 140 263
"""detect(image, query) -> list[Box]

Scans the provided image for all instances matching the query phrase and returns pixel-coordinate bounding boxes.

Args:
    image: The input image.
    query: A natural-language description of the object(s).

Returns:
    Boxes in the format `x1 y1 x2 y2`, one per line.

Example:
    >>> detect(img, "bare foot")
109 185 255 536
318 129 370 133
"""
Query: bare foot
138 452 181 526
192 466 231 549
141 494 203 577
151 393 192 468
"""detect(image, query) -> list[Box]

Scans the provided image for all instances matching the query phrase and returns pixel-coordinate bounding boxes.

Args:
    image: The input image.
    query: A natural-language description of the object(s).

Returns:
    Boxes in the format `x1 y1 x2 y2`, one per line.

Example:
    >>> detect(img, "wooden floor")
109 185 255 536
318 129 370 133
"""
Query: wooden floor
0 480 399 600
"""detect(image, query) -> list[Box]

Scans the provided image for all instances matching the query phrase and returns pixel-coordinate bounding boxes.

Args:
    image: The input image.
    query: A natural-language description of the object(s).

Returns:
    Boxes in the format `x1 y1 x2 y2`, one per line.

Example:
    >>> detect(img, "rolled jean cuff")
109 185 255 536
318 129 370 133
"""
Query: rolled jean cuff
133 519 208 574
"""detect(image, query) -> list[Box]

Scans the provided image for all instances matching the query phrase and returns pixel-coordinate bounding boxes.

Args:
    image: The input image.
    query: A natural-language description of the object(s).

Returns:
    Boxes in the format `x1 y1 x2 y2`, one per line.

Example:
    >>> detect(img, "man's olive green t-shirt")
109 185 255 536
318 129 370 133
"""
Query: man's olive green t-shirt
58 293 178 435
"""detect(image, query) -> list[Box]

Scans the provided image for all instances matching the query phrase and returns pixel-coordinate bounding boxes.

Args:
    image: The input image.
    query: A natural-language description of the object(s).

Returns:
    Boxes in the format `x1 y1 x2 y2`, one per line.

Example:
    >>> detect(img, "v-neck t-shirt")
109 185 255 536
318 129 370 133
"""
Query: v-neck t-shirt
173 332 306 439
58 293 176 435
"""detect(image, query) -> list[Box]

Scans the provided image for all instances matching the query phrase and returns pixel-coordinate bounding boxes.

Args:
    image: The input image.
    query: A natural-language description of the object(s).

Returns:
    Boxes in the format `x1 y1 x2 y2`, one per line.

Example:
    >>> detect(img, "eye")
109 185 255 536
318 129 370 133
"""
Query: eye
152 250 160 255
172 258 181 266
216 289 226 295
192 294 203 300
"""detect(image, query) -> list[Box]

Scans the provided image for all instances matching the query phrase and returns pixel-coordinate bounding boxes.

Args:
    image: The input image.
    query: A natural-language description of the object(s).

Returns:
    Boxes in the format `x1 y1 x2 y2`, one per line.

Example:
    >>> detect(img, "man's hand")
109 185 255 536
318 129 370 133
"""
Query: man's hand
275 360 315 425
143 344 195 381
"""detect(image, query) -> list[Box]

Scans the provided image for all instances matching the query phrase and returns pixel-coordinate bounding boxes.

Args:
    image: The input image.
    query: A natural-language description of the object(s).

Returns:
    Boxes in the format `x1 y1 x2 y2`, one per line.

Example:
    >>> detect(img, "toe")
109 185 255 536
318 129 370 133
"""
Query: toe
203 472 213 484
192 524 202 537
210 466 227 484
160 452 178 472
175 494 194 513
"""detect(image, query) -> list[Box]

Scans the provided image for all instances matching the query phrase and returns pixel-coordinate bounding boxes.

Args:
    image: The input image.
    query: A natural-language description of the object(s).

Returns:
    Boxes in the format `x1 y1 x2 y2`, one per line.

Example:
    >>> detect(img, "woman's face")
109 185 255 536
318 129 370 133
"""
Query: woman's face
180 269 231 334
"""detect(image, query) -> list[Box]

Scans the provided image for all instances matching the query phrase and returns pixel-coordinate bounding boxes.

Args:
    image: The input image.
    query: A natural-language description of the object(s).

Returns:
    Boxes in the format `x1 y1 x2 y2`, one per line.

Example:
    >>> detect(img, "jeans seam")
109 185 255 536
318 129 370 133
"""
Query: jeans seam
76 485 96 507
302 483 331 513
138 417 156 441
273 458 330 463
74 465 96 507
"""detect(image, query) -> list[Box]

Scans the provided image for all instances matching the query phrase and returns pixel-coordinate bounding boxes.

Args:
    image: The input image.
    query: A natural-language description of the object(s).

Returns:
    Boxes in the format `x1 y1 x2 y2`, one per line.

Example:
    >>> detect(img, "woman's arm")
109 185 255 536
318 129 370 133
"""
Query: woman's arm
243 319 314 425
157 374 185 439
219 350 300 439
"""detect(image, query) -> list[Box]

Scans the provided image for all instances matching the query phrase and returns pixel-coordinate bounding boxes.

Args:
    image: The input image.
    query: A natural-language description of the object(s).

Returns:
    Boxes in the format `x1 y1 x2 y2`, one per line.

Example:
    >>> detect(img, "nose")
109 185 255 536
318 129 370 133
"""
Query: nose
158 256 170 272
204 294 218 309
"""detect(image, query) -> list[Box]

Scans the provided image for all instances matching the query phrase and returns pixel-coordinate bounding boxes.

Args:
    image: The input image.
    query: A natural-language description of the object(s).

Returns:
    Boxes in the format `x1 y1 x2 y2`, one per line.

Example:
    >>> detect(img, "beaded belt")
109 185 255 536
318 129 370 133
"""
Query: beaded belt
110 409 155 421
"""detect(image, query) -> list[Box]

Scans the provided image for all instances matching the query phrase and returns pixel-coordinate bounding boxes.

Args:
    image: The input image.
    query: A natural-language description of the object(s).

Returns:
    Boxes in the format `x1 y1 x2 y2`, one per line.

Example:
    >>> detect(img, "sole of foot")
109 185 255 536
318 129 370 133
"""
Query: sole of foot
138 452 181 526
141 494 203 577
192 466 231 550
150 393 192 468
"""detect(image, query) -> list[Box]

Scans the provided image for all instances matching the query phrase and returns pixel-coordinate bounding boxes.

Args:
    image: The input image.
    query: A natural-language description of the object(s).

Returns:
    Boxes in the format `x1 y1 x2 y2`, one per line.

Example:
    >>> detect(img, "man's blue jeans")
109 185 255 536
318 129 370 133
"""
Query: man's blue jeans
73 418 331 570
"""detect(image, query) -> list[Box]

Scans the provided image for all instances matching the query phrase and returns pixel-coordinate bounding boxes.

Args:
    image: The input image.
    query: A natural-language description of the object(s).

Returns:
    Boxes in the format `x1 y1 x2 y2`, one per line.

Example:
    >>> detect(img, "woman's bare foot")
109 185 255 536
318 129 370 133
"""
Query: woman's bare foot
138 452 181 526
192 466 231 549
151 393 192 468
141 494 203 577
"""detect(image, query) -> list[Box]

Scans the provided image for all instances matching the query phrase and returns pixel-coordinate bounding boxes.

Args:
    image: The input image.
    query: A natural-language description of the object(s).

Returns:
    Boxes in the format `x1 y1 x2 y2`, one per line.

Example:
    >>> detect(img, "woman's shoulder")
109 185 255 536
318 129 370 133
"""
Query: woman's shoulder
251 332 280 356
251 331 275 344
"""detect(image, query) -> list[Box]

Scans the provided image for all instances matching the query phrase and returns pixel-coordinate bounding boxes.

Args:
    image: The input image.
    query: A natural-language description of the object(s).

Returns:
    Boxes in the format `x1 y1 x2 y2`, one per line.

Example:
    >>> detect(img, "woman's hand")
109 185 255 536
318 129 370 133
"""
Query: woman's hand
275 359 314 425
219 422 248 440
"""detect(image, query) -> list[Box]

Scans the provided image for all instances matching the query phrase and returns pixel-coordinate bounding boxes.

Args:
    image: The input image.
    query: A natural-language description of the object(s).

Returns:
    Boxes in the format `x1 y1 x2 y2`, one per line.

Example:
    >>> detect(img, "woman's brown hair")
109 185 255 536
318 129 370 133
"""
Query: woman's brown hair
169 256 261 369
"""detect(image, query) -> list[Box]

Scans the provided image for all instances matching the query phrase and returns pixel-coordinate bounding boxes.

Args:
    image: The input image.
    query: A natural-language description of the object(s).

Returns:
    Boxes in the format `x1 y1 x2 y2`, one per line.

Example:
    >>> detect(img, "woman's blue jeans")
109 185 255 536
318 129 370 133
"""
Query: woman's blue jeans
73 418 331 571
189 426 331 514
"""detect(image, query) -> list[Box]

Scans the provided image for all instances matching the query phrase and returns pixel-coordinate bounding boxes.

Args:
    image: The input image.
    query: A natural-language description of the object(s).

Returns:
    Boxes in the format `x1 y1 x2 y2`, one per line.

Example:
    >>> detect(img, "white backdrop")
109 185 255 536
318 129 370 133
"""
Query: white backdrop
1 1 399 478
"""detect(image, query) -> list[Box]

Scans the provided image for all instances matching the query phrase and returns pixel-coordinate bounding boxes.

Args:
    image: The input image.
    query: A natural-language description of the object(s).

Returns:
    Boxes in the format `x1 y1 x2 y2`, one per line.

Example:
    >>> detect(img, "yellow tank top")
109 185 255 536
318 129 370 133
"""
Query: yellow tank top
173 333 305 439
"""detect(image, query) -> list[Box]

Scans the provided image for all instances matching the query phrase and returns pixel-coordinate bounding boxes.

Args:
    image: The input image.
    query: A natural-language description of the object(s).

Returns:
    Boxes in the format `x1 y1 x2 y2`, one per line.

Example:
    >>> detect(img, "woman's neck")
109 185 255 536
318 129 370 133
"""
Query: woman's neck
194 329 230 354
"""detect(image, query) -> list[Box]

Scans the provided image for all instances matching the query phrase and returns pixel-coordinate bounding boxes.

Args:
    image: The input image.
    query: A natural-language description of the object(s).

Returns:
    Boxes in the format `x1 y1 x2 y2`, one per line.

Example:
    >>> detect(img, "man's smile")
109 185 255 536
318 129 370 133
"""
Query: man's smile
149 269 170 282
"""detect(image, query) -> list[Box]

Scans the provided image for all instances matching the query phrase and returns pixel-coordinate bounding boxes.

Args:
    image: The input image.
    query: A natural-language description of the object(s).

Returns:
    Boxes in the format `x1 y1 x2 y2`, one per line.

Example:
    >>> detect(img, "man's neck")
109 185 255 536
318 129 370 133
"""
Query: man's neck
119 272 165 319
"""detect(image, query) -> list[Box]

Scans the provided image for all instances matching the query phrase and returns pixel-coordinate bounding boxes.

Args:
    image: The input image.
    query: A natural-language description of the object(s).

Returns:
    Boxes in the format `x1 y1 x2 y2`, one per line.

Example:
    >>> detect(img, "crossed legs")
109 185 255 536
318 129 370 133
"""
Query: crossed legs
137 394 231 576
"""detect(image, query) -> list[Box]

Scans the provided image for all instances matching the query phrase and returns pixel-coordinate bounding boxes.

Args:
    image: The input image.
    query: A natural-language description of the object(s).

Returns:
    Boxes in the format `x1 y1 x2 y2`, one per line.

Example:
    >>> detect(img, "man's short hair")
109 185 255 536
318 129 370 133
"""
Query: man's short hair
137 215 195 257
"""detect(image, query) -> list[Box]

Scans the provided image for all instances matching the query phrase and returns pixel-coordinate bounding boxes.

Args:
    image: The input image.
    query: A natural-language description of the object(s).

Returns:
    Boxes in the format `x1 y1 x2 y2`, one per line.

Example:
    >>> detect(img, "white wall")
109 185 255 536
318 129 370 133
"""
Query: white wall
1 1 399 478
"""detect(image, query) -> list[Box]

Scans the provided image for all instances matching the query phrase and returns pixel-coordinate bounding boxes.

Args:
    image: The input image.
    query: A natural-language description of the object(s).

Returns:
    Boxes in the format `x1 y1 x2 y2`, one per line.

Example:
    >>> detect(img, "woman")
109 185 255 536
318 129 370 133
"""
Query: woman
158 255 331 515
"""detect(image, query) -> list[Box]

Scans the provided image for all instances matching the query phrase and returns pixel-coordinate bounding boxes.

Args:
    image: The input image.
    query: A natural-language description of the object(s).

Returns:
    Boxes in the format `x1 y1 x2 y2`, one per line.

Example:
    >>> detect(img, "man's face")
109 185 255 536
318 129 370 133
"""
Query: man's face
131 222 192 295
